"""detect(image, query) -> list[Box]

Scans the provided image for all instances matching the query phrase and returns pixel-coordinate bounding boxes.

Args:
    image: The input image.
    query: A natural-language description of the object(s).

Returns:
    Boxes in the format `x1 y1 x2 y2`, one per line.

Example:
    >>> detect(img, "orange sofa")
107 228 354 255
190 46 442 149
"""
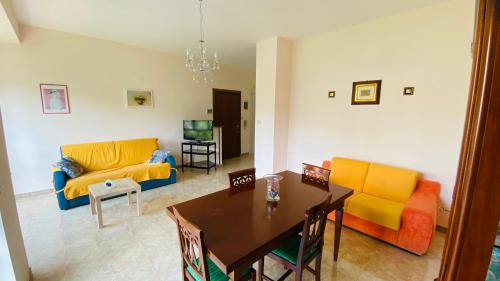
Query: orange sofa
323 157 440 255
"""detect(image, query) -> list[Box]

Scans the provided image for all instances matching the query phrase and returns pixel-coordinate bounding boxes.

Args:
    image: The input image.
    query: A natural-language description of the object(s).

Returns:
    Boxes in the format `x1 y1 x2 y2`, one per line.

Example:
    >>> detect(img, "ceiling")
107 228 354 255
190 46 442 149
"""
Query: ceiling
10 0 449 69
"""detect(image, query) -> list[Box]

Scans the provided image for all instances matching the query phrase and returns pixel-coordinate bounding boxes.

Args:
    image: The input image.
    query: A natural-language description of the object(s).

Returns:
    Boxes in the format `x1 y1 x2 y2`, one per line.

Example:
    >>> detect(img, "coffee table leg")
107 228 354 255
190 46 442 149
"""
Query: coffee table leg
96 198 103 229
136 188 142 216
334 203 344 262
90 194 96 215
127 191 132 206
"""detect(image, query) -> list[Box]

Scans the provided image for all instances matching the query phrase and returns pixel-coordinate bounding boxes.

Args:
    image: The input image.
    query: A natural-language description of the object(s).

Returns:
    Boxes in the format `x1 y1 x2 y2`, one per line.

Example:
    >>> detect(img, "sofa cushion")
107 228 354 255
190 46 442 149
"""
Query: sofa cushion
363 163 419 203
56 157 84 179
346 193 405 231
329 157 370 192
115 138 159 168
61 141 118 172
148 150 170 163
63 162 170 200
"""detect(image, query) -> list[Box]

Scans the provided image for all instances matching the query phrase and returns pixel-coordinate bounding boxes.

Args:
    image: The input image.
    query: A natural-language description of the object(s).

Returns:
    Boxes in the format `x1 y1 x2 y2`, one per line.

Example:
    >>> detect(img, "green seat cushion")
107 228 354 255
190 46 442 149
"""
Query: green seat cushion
186 257 251 281
271 234 319 265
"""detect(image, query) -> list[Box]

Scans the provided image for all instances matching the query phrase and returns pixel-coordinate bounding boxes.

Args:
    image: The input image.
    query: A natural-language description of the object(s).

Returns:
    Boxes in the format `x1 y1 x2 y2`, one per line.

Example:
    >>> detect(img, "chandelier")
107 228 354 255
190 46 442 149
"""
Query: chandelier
185 0 220 83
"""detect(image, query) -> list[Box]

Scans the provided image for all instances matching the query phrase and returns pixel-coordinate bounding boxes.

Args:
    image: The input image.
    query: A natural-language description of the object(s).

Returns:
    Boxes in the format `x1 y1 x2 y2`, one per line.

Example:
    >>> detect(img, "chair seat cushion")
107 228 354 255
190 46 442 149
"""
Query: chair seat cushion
271 234 319 265
346 193 405 231
64 162 170 200
186 257 252 281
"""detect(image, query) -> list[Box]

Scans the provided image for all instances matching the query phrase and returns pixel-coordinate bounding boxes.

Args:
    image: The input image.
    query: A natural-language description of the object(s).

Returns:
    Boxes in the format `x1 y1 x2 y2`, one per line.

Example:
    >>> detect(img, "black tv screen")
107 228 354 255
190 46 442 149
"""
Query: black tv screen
183 120 213 141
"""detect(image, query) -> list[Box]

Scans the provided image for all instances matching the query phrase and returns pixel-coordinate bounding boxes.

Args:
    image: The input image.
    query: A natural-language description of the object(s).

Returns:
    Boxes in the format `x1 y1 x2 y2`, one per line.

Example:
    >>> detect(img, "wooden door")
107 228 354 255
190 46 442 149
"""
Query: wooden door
213 89 241 160
438 0 500 280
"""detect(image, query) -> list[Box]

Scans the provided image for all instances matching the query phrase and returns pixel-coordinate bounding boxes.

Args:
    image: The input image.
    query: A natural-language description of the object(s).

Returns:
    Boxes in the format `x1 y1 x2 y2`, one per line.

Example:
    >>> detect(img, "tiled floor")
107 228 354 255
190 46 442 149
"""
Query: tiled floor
16 155 445 281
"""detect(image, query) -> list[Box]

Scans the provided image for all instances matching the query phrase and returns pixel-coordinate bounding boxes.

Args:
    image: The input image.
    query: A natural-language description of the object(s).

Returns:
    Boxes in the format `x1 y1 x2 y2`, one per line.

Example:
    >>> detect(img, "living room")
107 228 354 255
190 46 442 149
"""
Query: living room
1 0 499 281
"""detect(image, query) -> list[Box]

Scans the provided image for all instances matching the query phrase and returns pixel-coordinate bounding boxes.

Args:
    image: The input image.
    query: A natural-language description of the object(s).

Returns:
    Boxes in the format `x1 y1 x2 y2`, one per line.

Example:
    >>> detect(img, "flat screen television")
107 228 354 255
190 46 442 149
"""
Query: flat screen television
183 120 213 141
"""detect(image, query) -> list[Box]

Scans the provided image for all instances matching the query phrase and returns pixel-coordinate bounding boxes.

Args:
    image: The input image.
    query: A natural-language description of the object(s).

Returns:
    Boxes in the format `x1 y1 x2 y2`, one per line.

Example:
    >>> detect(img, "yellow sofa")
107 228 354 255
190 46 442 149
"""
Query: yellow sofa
324 157 440 255
53 138 177 210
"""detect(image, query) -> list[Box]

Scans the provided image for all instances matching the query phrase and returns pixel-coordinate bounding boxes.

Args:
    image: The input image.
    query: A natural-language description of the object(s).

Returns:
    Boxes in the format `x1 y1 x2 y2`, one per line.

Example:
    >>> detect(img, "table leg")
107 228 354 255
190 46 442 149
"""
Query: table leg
229 267 245 281
257 258 264 281
96 198 103 229
90 194 96 215
136 188 142 216
127 191 132 206
334 203 344 262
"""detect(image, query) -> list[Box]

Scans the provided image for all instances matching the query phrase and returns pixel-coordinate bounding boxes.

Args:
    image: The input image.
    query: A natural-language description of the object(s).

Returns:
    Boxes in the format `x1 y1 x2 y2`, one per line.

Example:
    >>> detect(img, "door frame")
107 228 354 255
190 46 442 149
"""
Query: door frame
212 88 242 160
438 0 500 280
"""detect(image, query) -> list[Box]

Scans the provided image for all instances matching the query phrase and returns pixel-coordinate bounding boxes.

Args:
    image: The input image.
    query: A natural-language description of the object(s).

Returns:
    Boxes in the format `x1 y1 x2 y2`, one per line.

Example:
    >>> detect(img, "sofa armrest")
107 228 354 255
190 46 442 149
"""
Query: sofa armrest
52 167 67 193
322 160 331 169
165 154 177 168
397 179 440 255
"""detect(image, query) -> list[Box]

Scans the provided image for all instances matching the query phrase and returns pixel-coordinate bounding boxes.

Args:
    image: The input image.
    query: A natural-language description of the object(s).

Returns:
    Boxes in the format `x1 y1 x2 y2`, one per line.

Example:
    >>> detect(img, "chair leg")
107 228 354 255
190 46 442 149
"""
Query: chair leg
258 258 264 281
315 253 322 281
295 268 302 281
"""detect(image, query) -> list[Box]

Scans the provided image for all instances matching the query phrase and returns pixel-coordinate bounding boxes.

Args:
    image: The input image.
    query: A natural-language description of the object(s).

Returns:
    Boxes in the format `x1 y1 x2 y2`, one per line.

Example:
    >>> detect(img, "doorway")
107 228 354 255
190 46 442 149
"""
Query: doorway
213 88 241 160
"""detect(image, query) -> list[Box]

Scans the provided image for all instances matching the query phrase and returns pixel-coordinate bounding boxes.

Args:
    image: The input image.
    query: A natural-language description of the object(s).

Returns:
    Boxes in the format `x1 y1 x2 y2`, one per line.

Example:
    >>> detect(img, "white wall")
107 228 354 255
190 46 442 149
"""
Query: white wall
0 108 30 281
0 25 255 194
254 37 292 177
286 0 474 227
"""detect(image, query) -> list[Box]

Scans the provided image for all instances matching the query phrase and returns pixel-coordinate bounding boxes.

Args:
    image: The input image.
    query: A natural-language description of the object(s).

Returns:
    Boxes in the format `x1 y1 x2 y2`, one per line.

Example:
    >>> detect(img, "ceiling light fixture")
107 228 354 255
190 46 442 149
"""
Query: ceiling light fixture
185 0 220 83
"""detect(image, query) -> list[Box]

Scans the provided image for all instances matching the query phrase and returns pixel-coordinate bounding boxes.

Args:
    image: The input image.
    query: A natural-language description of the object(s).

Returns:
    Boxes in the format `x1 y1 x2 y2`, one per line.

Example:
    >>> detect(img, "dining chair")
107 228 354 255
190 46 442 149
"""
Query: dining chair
301 163 331 188
258 194 332 281
228 168 256 190
173 207 256 281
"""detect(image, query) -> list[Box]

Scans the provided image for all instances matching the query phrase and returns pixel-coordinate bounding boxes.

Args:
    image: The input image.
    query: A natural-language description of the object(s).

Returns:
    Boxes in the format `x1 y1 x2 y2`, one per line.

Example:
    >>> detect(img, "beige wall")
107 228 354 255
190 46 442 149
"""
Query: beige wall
0 26 255 194
0 108 30 281
286 0 474 226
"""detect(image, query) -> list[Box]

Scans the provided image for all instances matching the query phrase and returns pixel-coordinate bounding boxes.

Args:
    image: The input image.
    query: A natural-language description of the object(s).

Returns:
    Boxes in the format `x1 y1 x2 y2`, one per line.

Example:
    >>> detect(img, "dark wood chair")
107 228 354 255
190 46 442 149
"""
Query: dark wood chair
258 194 332 281
301 163 331 188
173 207 256 281
228 168 256 190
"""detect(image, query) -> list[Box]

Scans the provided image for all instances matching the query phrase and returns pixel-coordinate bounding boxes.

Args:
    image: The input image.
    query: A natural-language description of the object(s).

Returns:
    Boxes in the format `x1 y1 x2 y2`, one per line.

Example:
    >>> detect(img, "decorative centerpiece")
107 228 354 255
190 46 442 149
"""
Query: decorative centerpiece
263 174 283 202
104 179 114 190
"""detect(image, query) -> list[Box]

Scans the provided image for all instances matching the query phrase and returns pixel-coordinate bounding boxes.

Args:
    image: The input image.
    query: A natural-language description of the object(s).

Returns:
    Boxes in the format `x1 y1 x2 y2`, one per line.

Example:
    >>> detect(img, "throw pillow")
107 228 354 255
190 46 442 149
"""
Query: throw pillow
57 157 84 178
148 150 170 163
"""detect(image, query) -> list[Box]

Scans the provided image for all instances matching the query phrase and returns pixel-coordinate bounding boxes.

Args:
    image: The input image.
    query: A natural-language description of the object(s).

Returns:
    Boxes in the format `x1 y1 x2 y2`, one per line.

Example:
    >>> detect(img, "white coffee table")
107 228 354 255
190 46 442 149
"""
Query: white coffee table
88 178 142 229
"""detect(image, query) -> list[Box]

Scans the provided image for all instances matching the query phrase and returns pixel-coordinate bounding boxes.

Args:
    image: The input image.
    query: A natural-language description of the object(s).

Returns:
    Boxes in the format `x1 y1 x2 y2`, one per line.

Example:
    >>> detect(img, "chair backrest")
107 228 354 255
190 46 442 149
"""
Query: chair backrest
173 207 210 281
297 194 332 265
228 168 256 190
302 163 331 187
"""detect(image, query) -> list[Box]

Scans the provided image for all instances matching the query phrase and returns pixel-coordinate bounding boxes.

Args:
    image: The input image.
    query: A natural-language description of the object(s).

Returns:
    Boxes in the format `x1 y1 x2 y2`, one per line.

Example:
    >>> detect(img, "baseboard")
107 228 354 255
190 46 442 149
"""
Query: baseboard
15 189 52 199
436 225 448 233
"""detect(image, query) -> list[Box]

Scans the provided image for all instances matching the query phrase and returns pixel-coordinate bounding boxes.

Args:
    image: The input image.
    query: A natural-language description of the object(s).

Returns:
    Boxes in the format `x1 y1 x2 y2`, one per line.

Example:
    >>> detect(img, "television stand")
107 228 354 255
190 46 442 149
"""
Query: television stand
181 141 217 175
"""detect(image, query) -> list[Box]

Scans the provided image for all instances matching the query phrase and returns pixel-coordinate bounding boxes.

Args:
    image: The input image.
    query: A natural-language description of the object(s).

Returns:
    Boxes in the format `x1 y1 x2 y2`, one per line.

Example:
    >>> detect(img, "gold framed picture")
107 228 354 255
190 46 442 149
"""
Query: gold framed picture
125 89 154 108
352 80 382 105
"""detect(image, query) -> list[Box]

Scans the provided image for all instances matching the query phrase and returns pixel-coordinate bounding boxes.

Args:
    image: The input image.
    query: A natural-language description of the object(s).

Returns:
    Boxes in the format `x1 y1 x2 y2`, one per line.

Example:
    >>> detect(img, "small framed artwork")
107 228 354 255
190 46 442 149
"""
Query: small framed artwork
125 89 154 108
352 80 382 105
40 84 70 114
243 101 249 110
328 91 336 98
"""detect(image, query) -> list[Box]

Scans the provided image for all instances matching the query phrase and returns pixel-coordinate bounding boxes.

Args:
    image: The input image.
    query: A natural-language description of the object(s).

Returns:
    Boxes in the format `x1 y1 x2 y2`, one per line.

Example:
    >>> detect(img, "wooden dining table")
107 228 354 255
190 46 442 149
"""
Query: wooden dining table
166 170 353 280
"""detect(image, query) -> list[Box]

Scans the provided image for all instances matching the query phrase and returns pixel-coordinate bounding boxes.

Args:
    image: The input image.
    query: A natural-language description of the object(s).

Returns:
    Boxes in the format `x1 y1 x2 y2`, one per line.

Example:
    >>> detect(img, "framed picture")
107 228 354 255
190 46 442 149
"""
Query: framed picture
125 89 154 108
40 84 70 114
351 80 382 105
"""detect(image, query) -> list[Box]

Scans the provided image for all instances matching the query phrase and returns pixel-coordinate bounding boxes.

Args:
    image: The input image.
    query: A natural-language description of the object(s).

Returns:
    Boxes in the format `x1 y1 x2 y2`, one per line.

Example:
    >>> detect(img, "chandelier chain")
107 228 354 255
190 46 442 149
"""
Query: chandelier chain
185 0 220 83
199 0 204 42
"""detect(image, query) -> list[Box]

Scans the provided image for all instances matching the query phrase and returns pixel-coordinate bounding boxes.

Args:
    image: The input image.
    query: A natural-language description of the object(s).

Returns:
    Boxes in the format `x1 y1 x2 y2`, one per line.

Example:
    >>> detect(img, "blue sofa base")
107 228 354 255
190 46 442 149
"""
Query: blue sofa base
55 171 177 210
